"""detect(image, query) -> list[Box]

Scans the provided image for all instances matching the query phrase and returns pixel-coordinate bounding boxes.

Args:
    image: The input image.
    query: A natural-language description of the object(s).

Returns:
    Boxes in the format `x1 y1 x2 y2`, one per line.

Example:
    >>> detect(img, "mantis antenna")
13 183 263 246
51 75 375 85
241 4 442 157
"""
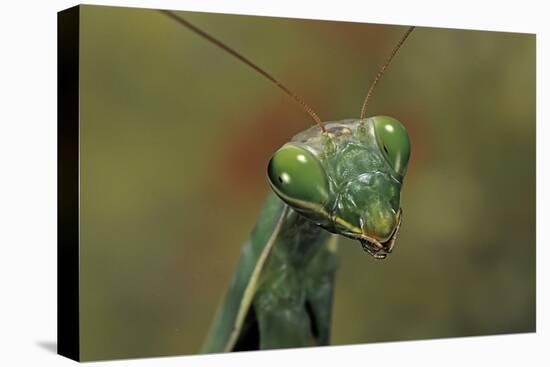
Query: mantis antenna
360 26 415 120
160 10 326 132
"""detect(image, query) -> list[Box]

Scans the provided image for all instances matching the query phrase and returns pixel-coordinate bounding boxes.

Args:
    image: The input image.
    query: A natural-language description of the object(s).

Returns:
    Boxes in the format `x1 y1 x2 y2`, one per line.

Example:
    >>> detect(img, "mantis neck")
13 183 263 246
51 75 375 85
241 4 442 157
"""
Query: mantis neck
272 202 332 268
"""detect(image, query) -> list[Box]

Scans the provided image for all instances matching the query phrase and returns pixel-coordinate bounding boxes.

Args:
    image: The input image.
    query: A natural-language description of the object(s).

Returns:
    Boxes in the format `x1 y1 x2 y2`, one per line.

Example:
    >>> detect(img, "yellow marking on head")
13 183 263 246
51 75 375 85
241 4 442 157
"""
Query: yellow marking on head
330 215 363 234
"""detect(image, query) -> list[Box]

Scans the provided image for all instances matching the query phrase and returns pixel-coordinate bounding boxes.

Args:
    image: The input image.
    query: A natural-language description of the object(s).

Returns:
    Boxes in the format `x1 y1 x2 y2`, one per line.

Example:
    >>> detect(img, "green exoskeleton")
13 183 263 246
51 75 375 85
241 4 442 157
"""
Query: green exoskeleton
161 10 414 352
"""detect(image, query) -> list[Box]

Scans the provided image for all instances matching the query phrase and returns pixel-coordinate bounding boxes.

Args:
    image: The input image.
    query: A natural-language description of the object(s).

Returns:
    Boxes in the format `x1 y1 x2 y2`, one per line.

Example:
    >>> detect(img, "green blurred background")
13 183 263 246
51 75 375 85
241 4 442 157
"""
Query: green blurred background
78 5 535 361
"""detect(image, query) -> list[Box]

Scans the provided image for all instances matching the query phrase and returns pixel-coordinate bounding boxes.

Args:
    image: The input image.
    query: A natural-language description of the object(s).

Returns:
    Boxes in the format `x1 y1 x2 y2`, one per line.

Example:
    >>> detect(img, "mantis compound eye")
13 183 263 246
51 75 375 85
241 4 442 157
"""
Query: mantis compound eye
267 145 329 209
372 116 411 178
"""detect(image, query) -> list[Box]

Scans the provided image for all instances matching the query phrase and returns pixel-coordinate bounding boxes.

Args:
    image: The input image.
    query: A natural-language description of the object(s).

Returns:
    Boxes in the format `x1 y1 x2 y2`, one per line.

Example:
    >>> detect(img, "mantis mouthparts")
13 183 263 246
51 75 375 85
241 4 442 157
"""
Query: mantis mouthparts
360 239 389 260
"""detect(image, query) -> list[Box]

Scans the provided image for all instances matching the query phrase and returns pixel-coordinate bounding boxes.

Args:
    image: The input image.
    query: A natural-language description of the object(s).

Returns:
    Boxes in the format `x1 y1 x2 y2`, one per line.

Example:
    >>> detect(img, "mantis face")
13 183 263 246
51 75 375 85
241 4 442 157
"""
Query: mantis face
268 116 411 259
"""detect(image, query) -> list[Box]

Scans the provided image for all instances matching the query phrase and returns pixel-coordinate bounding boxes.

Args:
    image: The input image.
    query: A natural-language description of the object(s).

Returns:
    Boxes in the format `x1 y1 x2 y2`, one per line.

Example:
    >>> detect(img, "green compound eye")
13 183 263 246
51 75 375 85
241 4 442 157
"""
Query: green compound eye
372 116 411 177
267 145 329 209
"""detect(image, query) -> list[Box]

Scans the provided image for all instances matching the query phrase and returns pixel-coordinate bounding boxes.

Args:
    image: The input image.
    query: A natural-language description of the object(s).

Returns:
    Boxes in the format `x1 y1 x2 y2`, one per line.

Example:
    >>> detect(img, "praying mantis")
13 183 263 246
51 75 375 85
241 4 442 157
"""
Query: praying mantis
160 10 414 353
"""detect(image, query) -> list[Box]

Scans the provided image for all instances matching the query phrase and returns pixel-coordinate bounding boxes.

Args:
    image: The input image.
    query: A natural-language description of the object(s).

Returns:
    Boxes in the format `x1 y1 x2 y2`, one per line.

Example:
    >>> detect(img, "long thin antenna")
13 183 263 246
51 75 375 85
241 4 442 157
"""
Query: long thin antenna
160 10 326 132
360 26 415 120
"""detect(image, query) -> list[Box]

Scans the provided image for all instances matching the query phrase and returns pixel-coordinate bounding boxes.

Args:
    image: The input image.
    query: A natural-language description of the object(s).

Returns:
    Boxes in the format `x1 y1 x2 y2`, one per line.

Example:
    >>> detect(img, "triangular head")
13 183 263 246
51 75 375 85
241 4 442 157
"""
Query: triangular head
268 116 411 259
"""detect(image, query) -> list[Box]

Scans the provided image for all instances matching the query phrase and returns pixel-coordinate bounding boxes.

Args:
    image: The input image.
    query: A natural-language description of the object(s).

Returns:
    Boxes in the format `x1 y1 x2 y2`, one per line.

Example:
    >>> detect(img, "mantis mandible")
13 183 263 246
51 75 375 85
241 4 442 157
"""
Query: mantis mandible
161 10 414 352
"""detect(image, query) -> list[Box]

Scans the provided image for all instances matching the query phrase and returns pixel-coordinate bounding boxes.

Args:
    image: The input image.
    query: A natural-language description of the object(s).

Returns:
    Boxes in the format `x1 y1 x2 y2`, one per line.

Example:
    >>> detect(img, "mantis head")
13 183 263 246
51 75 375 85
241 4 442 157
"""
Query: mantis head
267 116 411 259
